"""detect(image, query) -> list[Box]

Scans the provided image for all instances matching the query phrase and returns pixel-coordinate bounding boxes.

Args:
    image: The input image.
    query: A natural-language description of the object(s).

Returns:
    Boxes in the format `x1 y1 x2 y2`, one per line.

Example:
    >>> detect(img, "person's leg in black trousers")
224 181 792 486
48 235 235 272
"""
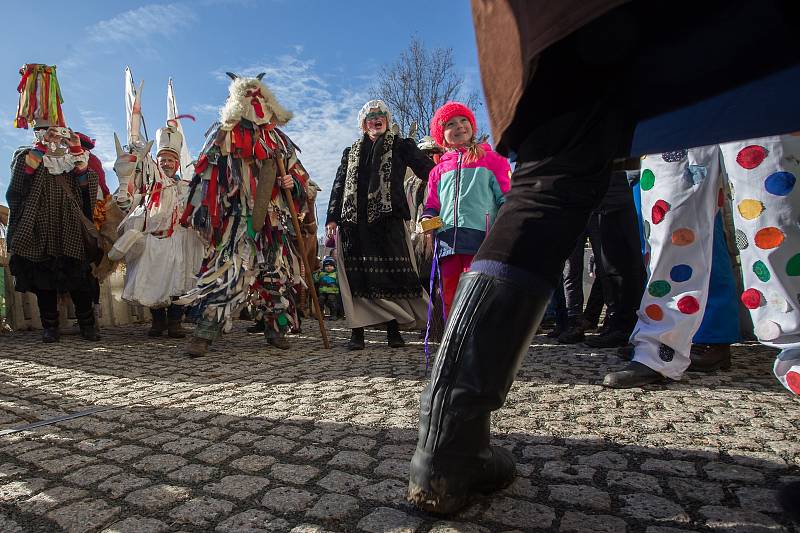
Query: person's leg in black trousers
585 184 646 348
582 274 606 330
70 289 99 341
558 232 589 343
408 102 624 514
547 273 569 338
583 213 613 330
35 289 60 343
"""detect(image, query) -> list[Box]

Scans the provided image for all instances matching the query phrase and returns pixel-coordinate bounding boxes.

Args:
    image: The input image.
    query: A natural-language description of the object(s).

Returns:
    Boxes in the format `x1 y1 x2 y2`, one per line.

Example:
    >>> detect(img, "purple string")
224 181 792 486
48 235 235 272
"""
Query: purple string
424 236 448 373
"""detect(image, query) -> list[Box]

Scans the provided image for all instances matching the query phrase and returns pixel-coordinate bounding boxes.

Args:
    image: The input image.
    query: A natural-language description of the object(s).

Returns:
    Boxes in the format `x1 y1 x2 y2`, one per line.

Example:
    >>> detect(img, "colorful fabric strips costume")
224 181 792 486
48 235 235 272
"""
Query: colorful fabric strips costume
177 73 310 352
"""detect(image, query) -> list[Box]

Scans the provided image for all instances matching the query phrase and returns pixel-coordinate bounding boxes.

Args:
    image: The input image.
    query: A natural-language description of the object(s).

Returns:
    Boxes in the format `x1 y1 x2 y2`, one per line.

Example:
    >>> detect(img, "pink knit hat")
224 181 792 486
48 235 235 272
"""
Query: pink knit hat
430 102 476 147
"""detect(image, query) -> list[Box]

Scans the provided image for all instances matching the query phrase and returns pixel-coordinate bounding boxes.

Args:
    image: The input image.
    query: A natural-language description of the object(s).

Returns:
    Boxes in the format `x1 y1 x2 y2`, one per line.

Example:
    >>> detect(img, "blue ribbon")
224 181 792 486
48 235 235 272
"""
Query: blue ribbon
424 235 447 373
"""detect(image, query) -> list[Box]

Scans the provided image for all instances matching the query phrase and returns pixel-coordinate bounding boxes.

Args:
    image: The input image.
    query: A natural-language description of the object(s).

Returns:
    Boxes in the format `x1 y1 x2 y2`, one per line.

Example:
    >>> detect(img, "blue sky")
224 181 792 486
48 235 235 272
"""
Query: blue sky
0 0 484 212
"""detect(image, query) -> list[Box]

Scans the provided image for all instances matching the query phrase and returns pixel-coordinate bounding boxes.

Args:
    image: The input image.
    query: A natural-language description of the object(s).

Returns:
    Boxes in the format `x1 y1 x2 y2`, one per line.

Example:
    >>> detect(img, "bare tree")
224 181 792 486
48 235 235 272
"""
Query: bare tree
373 36 481 140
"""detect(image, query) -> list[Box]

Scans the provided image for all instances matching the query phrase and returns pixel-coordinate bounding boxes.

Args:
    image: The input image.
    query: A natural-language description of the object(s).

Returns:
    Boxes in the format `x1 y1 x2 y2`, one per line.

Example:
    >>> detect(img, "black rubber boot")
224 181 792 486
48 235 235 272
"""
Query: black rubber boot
347 327 365 351
408 271 550 515
387 320 405 348
778 481 800 521
76 310 100 342
41 313 60 343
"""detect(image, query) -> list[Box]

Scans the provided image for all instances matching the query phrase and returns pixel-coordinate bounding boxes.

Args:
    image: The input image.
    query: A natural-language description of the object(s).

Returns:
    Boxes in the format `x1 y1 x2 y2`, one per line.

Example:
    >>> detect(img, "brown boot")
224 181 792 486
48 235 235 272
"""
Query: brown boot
167 319 187 339
185 336 210 357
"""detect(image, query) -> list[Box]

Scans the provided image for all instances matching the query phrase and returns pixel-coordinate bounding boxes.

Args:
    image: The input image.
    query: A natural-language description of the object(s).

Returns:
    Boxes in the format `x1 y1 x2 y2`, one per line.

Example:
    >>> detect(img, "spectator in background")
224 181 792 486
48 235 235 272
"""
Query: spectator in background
326 99 435 350
314 256 343 321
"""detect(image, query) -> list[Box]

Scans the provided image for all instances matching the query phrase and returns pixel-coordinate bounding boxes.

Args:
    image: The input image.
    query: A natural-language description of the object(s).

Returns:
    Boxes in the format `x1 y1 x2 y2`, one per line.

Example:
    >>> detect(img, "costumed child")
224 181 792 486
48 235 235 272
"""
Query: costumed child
111 76 204 339
7 64 101 342
314 256 343 320
422 102 512 316
177 72 312 356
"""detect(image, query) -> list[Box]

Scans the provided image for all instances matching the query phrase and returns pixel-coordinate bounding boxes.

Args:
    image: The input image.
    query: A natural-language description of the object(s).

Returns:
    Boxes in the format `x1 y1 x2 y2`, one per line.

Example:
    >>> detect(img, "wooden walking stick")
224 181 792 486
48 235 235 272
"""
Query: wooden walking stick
275 156 331 349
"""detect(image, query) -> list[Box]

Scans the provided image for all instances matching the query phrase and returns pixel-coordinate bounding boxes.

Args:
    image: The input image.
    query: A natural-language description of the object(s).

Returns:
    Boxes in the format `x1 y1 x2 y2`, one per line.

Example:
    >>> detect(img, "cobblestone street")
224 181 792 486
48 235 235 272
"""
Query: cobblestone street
0 322 797 532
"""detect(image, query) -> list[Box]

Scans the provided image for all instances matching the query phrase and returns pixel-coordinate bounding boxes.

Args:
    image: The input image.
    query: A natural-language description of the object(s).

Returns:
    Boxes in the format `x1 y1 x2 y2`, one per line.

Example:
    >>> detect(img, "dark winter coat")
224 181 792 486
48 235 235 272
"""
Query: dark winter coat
326 134 435 225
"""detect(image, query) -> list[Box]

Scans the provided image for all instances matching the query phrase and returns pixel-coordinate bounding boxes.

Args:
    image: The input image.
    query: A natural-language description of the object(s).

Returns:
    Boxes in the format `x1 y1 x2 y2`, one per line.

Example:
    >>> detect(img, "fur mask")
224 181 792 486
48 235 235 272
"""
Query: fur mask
219 73 293 128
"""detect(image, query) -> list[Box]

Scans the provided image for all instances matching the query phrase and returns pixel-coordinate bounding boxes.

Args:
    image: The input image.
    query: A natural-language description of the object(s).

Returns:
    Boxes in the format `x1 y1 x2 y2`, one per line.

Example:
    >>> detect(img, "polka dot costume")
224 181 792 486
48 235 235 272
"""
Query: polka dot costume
631 134 800 390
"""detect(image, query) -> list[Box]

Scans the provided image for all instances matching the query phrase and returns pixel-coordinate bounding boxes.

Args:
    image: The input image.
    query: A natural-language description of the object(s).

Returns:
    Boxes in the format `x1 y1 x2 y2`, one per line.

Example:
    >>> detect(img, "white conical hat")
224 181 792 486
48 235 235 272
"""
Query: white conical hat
156 120 183 157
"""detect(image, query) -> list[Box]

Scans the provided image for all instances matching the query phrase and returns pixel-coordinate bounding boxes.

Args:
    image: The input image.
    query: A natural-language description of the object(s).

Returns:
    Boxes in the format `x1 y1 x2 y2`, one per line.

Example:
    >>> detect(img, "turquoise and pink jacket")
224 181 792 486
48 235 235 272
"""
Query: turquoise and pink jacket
423 144 511 258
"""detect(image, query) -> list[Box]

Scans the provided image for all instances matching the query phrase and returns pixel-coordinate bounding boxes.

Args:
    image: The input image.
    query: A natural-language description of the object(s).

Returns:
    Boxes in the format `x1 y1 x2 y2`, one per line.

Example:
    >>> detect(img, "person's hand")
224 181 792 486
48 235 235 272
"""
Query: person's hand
66 129 82 148
280 174 294 189
424 233 434 259
420 215 436 234
326 221 337 236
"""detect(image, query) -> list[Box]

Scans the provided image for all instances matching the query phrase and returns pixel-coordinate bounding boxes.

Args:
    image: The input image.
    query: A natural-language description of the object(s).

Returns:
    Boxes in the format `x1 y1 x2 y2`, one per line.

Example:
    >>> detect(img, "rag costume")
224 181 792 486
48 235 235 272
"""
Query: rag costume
408 0 800 515
110 74 204 338
326 99 435 348
177 73 310 354
6 64 100 342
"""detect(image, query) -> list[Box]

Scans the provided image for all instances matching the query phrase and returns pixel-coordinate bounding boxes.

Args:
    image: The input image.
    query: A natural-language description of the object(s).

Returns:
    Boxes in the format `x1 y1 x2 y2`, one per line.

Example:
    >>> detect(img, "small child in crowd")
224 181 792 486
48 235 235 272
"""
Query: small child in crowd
314 256 343 321
422 102 511 316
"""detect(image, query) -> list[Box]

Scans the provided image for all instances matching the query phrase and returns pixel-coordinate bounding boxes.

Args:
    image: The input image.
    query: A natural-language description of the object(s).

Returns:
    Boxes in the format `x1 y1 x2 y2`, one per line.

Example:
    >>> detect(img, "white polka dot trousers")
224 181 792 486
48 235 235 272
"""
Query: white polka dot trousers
632 134 800 392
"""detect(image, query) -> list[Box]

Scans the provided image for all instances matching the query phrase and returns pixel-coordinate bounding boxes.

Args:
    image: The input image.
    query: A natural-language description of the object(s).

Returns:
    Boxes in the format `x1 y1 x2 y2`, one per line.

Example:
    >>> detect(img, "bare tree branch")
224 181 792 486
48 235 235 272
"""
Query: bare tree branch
371 36 482 140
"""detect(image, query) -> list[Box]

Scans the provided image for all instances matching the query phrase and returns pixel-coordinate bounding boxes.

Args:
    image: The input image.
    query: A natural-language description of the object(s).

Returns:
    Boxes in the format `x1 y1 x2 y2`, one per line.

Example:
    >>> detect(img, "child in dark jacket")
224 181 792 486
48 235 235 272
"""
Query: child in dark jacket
422 102 511 316
314 256 343 320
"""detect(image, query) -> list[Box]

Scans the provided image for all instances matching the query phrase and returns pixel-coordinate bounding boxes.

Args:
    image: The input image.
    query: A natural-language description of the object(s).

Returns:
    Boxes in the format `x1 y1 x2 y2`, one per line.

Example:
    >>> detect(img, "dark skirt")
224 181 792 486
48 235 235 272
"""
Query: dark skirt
339 217 422 300
10 255 95 294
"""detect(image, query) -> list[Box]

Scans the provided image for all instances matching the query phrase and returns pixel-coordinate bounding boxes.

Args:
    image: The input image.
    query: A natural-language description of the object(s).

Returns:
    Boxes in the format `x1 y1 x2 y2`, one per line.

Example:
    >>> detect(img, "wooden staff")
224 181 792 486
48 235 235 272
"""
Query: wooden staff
276 157 330 349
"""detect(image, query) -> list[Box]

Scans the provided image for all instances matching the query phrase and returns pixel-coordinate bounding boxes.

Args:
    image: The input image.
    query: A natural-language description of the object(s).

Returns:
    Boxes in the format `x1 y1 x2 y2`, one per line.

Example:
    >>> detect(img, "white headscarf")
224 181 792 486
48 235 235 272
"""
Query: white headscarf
357 99 392 131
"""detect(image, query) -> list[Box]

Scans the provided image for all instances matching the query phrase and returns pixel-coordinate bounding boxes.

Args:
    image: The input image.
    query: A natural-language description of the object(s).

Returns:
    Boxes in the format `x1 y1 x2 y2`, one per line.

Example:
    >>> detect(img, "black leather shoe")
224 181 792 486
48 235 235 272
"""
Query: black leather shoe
41 314 60 343
347 328 365 351
247 320 266 334
585 329 630 348
603 361 666 388
76 311 100 342
79 324 101 341
617 343 635 361
387 320 405 348
408 271 550 515
42 327 60 343
687 343 732 372
557 318 585 344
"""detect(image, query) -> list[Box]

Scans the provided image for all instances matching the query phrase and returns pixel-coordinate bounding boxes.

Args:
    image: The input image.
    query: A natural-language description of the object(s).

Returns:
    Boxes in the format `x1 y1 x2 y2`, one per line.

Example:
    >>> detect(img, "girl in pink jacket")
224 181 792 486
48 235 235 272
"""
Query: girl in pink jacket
423 102 511 316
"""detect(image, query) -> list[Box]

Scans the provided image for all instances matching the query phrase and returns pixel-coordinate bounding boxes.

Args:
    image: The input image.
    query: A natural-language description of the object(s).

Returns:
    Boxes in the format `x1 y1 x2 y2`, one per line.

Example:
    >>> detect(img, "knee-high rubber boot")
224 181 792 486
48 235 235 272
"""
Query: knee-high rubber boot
408 270 551 515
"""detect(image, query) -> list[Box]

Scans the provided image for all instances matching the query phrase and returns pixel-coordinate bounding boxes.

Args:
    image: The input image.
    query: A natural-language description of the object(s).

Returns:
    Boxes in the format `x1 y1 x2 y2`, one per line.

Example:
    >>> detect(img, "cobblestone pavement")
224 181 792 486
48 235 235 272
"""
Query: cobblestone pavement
0 321 798 532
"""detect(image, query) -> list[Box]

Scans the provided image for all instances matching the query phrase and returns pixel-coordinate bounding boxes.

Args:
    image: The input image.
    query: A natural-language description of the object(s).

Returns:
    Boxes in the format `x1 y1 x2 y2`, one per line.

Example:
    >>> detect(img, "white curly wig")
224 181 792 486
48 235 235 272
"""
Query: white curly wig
220 75 293 127
357 99 392 131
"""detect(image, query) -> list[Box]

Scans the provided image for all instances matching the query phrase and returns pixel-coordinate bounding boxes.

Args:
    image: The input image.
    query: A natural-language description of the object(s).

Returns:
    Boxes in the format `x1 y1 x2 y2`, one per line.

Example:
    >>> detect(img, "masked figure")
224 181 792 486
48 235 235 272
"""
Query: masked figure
178 73 311 356
6 64 100 342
